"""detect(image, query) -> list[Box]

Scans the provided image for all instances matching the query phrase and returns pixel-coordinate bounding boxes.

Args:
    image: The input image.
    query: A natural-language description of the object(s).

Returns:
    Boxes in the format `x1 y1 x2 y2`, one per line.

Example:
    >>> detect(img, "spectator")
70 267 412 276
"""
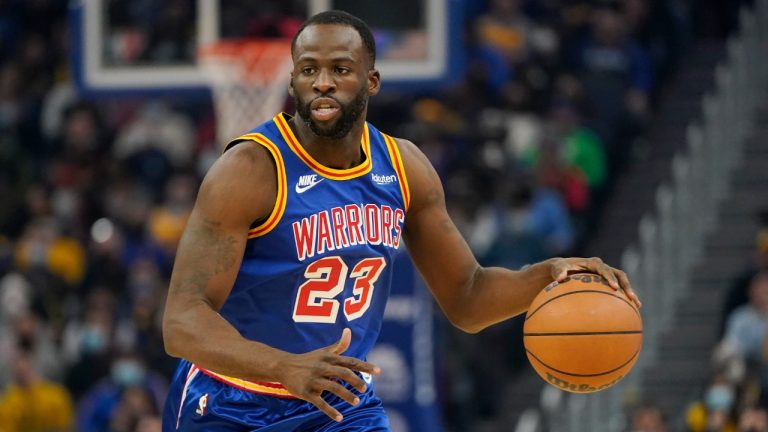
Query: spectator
146 172 195 255
0 345 74 432
631 402 668 432
76 352 167 432
107 386 160 432
475 0 535 67
686 371 738 432
716 272 768 365
134 415 162 432
63 289 117 400
567 3 652 166
522 100 607 194
0 310 63 388
482 174 574 269
14 217 86 288
112 101 196 173
532 133 590 214
722 227 768 335
737 406 768 432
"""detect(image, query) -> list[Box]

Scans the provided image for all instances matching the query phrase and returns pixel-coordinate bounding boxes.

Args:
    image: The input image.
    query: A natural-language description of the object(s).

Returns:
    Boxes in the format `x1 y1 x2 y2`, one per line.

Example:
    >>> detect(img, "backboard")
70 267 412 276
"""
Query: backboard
69 0 461 96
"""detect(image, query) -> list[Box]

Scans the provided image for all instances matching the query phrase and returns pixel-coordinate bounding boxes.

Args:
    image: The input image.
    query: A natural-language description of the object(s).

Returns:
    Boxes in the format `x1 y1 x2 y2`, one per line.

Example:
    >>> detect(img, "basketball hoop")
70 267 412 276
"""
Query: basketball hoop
199 40 293 149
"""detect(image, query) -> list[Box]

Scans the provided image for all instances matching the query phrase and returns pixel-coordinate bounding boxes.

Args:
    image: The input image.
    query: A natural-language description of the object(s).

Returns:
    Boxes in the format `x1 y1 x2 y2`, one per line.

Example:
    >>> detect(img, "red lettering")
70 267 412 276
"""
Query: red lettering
293 257 347 323
392 208 405 248
345 204 364 246
316 211 334 254
292 215 317 261
381 205 393 247
344 257 386 320
364 204 381 245
331 207 350 249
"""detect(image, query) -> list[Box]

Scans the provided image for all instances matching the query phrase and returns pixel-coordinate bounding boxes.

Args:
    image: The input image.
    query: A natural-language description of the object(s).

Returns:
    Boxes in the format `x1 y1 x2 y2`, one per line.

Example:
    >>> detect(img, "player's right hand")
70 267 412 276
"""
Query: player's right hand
275 328 381 422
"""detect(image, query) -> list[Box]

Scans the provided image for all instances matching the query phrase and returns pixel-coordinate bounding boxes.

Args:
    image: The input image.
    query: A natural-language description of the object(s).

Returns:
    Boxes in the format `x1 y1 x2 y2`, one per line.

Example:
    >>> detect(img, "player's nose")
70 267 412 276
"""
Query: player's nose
312 69 336 94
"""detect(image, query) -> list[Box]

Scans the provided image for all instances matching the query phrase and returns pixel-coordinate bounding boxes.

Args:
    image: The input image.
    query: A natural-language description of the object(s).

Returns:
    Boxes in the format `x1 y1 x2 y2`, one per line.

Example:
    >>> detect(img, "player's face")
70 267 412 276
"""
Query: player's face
290 24 380 139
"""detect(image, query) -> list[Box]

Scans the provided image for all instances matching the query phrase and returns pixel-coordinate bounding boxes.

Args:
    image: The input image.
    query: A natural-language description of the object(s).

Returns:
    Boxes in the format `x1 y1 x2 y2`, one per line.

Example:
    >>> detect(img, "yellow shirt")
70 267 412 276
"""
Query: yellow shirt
0 381 74 432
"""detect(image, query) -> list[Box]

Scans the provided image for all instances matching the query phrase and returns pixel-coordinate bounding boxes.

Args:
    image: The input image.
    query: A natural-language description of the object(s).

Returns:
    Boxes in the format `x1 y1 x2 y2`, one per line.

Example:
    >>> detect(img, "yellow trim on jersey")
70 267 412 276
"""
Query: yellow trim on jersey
197 367 295 398
274 113 372 180
227 133 287 238
383 134 411 211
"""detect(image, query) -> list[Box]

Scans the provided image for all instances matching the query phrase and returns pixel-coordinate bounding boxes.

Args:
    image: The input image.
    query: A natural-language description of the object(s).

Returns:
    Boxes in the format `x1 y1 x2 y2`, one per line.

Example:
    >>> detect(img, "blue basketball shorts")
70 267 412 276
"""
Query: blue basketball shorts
162 360 391 431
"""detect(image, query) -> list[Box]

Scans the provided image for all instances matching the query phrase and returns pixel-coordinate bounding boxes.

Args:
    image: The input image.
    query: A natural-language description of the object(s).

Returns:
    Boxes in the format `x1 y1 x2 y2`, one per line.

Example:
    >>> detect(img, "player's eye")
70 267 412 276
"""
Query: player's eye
301 67 316 75
335 67 350 74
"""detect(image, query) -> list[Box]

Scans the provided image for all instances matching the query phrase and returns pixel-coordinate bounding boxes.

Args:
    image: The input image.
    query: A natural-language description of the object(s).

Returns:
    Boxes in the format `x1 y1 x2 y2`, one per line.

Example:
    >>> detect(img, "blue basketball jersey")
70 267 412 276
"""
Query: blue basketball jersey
192 112 410 397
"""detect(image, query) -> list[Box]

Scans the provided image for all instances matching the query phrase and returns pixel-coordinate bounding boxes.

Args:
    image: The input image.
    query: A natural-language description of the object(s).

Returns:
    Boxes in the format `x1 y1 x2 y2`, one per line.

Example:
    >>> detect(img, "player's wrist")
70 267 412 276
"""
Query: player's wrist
523 258 558 280
264 349 292 384
243 341 291 383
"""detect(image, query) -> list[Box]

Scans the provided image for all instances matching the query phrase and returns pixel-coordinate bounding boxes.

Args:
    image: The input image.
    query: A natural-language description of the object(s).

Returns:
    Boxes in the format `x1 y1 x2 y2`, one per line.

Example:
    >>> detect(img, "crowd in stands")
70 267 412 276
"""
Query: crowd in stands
680 224 768 432
0 0 753 431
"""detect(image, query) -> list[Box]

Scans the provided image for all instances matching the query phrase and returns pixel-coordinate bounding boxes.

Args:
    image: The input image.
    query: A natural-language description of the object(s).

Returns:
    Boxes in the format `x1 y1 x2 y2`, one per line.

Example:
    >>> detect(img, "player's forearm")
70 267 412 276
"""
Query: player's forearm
456 259 555 333
163 302 285 382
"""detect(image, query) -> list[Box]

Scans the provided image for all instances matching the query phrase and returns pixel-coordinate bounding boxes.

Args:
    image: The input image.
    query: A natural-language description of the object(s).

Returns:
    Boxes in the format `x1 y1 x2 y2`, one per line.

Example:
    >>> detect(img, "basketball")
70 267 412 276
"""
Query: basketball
523 273 643 393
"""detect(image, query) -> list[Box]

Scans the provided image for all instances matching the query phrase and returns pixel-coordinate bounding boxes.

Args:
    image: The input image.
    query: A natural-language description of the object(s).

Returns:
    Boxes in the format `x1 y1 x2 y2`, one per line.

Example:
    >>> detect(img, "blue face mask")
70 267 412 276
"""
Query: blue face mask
705 384 734 411
80 326 106 354
111 359 146 386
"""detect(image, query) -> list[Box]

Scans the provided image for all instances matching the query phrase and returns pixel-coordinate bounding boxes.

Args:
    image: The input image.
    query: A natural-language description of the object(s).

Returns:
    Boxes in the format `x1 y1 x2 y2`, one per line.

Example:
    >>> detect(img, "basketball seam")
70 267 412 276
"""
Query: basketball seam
524 330 643 336
525 290 640 321
525 348 641 377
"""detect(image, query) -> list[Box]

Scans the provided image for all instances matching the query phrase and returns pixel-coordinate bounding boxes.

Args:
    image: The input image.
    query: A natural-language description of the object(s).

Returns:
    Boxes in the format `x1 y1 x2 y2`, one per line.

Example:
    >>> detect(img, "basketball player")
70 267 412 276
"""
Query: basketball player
162 10 641 431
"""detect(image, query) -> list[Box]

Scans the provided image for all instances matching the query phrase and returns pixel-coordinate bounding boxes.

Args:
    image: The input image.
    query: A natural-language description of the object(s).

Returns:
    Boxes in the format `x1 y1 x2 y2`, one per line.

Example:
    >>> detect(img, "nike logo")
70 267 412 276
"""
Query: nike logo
295 174 324 194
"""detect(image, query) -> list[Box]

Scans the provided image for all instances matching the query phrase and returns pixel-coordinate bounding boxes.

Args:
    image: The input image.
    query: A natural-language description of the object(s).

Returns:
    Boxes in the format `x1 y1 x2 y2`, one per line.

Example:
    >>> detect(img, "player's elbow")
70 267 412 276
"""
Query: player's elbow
445 312 486 334
162 313 191 358
454 322 484 334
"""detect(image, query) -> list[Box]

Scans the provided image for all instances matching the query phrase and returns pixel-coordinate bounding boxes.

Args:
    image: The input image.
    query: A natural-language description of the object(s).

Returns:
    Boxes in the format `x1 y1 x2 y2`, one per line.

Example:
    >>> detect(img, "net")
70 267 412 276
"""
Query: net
199 40 293 148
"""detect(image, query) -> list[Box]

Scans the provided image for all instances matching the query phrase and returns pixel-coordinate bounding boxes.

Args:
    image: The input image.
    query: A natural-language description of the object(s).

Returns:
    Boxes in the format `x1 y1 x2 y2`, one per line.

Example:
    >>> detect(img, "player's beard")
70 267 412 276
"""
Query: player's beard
295 86 368 140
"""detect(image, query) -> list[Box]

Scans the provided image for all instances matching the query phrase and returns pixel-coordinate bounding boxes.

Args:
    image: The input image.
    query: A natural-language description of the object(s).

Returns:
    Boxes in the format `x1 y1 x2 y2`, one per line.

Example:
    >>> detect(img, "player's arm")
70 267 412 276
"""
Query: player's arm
162 142 289 379
397 139 640 334
162 143 377 421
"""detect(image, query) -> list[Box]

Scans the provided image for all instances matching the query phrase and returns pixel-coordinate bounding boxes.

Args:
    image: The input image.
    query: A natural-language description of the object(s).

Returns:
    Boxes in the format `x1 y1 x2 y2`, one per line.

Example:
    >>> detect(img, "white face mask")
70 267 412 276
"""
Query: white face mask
704 384 734 411
111 359 146 386
80 326 106 354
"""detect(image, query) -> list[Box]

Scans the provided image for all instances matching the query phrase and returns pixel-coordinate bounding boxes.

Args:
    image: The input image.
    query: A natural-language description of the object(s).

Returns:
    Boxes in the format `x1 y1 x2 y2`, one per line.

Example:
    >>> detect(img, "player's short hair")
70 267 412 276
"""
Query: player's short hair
291 10 376 68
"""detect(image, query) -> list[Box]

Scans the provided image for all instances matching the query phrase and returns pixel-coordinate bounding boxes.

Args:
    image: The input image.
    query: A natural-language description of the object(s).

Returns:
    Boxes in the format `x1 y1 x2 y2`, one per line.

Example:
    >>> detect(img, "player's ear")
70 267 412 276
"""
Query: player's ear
367 69 380 96
288 74 295 97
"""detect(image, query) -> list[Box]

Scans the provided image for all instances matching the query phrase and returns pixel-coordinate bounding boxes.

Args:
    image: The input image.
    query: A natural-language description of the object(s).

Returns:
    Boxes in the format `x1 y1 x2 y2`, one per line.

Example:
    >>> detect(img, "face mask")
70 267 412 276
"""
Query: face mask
28 244 47 266
80 326 106 354
704 384 734 411
111 359 145 386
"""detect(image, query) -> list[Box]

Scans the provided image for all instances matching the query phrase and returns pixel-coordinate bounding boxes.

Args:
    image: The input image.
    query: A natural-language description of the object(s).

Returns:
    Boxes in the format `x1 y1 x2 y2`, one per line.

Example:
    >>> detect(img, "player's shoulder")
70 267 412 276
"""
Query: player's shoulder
386 136 442 214
201 141 277 197
216 140 276 174
196 141 278 223
388 136 433 173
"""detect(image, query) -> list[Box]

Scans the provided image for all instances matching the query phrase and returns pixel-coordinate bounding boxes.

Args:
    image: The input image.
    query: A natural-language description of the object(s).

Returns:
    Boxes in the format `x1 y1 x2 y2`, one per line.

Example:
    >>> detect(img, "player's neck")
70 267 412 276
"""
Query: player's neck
290 119 367 170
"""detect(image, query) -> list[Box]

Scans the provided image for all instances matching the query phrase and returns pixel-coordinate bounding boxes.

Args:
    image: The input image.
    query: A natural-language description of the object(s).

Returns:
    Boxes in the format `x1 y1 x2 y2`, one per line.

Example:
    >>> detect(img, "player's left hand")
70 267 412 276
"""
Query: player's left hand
546 257 642 309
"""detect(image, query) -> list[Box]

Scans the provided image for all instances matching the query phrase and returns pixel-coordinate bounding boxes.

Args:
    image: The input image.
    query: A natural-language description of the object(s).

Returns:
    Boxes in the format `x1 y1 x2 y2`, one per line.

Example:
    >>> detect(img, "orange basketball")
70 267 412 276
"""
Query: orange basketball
523 273 643 393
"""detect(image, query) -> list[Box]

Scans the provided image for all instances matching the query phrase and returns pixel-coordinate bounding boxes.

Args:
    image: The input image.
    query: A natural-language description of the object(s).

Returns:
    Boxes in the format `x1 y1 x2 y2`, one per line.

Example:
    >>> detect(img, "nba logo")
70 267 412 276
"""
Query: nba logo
196 394 208 416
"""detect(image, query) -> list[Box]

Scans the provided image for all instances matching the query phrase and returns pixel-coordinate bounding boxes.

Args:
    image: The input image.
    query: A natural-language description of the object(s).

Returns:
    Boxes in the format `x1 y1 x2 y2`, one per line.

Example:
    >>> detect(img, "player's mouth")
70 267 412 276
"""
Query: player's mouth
310 98 341 122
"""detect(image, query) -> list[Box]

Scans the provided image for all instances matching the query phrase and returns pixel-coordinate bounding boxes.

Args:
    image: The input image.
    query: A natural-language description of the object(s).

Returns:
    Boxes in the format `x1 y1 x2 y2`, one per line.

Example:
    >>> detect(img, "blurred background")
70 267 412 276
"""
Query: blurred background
0 0 766 431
